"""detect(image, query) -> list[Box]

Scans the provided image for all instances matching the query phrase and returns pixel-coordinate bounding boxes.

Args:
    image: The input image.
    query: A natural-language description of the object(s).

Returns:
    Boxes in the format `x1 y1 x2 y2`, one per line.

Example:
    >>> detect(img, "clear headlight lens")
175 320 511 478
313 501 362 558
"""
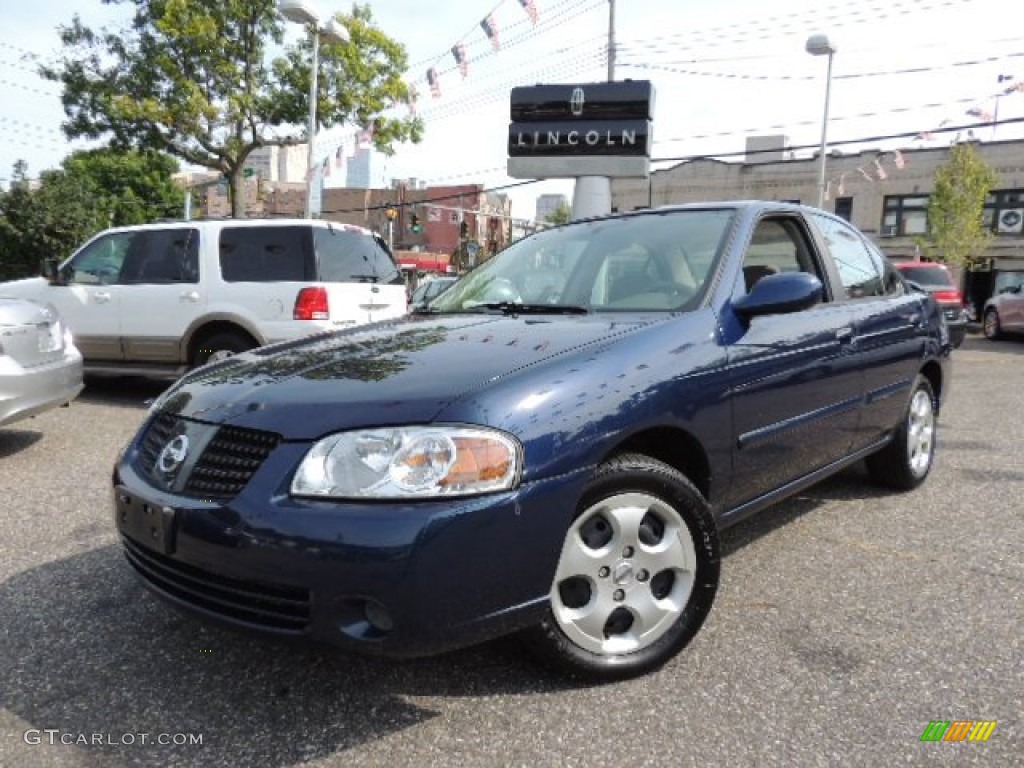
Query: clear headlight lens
291 426 522 499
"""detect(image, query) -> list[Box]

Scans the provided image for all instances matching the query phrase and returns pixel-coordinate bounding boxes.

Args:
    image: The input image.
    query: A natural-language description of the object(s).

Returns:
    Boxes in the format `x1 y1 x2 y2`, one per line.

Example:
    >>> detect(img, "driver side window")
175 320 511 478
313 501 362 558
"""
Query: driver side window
64 232 134 285
742 218 812 293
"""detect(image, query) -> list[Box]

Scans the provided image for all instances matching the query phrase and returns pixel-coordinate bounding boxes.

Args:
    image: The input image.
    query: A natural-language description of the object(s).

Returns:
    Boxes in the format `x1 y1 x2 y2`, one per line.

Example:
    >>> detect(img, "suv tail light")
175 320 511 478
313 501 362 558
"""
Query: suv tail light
933 289 962 303
294 287 329 320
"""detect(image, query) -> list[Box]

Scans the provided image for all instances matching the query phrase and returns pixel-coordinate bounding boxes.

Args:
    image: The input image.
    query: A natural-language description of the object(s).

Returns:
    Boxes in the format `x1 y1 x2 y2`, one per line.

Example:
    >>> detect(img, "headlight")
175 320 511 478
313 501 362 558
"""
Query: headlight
291 426 522 499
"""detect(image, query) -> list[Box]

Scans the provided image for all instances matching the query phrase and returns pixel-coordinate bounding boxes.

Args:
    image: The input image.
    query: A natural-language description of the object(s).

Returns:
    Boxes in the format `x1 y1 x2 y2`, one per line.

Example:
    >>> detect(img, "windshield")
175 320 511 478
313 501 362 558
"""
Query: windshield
429 209 735 313
899 264 953 288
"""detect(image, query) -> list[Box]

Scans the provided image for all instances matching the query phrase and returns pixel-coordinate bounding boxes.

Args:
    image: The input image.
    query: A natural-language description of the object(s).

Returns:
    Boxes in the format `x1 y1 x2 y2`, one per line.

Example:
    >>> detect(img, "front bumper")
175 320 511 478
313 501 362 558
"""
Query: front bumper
112 441 587 657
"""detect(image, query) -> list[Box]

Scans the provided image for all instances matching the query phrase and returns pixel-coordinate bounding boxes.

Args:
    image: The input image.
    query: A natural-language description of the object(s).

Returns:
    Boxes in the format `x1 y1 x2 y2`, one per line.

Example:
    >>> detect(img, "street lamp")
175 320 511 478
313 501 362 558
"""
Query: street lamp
806 33 837 209
278 0 348 218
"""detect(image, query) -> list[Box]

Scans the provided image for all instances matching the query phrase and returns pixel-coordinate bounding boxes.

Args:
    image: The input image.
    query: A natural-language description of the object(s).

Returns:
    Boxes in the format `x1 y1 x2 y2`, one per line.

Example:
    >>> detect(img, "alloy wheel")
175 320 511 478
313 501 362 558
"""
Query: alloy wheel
907 388 935 478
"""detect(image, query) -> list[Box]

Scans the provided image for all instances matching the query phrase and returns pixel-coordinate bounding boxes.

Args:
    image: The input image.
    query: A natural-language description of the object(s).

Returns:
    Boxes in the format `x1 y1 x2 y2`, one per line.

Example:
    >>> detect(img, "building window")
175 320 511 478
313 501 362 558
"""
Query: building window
882 195 929 237
984 189 1024 236
834 197 853 222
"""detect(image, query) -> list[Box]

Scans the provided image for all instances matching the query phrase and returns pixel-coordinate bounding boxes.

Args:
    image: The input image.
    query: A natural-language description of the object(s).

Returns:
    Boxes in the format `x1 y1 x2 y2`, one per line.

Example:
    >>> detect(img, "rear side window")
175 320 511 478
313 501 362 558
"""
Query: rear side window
812 214 891 299
219 226 312 282
314 228 402 283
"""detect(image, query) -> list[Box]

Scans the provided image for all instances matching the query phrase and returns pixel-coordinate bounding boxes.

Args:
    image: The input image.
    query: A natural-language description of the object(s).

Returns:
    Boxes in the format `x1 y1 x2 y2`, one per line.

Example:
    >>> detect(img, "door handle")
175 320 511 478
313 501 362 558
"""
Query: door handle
836 326 854 344
93 291 112 304
179 291 200 303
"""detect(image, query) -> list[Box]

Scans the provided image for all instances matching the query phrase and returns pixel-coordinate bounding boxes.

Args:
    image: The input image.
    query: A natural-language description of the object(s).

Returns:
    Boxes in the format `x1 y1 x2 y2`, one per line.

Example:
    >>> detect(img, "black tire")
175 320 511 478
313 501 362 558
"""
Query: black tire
522 453 720 682
191 330 256 368
983 308 1002 340
865 375 937 491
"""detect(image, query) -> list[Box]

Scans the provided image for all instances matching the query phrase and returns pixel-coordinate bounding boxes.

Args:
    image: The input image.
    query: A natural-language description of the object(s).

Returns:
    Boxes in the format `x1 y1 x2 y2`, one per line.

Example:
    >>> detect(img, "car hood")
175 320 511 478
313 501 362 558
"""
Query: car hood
152 313 657 439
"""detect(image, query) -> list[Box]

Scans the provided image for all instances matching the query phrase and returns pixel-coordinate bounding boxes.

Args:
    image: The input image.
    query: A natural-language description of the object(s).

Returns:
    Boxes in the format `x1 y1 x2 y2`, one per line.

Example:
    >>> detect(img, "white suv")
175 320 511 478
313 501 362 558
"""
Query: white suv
0 219 407 377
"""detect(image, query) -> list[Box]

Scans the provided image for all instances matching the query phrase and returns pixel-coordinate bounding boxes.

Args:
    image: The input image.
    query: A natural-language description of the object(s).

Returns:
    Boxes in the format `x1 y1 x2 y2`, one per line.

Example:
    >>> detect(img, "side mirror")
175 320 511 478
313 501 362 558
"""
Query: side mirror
41 258 60 283
733 271 823 318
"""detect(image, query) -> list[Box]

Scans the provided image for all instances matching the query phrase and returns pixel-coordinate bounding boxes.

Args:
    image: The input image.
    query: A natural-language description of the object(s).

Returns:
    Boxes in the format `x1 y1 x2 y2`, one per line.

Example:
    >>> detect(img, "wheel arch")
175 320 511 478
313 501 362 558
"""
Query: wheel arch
599 426 712 501
184 317 263 364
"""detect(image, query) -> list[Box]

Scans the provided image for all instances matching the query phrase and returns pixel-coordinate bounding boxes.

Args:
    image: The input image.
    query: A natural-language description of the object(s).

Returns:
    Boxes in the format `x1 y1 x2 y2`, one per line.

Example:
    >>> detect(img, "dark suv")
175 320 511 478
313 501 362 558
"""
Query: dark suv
894 261 967 347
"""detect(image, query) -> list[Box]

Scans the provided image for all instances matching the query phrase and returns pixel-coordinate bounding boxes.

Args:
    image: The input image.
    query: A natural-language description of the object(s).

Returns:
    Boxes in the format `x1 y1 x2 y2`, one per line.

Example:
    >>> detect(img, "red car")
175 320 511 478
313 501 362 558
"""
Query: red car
894 261 967 347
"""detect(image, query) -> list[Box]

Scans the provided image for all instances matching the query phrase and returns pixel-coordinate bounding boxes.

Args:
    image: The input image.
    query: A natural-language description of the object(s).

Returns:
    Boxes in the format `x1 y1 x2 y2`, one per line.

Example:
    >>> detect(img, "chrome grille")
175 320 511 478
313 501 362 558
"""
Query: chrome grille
134 413 280 500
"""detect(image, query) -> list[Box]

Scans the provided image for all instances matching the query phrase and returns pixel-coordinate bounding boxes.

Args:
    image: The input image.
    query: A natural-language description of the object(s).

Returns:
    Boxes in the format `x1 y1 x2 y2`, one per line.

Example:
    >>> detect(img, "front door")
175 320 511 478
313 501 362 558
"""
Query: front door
46 231 132 361
723 215 864 509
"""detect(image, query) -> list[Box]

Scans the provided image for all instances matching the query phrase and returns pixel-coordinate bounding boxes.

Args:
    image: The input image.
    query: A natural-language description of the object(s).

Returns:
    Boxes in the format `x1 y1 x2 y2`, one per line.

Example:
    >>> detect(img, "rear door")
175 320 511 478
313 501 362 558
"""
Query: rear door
723 214 864 508
809 212 925 448
314 227 407 325
119 227 204 363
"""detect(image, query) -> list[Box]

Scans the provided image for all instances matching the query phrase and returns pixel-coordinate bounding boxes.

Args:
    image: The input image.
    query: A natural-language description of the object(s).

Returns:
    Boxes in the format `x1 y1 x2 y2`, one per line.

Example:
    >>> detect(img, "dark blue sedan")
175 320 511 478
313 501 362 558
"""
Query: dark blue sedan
113 202 950 681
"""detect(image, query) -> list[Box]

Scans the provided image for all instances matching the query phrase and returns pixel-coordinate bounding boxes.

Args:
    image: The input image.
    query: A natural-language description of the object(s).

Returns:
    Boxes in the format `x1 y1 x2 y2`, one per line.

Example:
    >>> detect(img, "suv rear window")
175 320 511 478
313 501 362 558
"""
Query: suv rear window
314 228 402 283
219 226 312 282
898 264 953 288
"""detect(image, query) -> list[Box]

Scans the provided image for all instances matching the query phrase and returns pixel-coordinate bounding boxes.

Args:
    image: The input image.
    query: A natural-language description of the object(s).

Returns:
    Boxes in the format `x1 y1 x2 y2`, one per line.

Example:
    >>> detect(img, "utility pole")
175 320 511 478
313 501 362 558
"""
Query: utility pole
607 0 616 82
571 0 617 221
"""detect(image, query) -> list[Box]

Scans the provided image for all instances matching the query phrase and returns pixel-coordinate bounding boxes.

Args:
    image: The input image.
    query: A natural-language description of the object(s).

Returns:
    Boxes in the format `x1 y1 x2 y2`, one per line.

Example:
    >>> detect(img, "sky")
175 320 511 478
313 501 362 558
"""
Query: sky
1 0 1022 220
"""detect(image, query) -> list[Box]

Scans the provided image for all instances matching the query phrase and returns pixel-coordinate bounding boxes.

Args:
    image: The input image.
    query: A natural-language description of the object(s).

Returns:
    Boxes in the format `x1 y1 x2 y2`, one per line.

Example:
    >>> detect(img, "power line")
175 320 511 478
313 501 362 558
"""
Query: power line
319 117 1024 218
621 51 1024 85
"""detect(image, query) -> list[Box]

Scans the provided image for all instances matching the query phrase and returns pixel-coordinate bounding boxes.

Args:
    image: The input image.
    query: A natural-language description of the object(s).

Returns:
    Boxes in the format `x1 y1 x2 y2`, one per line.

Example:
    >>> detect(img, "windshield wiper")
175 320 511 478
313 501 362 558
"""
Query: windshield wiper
468 302 589 315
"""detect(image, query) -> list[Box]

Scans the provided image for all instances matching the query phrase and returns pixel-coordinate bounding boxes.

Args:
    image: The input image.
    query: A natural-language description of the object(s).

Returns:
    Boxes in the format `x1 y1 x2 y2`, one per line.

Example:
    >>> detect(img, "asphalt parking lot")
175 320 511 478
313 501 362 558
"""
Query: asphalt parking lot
1 333 1020 767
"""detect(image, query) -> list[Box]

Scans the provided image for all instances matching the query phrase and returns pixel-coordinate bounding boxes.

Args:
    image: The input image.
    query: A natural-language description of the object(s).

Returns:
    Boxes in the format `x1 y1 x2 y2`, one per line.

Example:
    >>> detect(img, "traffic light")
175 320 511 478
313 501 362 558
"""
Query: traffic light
410 213 421 233
385 206 397 221
460 220 469 239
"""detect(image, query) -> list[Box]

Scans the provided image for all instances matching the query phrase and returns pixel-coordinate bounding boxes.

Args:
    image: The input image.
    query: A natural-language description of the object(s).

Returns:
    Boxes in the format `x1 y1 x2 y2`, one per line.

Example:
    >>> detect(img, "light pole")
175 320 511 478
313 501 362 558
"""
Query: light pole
806 33 836 209
278 0 348 218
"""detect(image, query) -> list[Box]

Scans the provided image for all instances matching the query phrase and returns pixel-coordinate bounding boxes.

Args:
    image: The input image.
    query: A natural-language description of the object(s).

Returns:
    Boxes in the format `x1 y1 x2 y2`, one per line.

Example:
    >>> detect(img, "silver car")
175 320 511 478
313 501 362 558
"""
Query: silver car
982 271 1024 340
0 297 84 428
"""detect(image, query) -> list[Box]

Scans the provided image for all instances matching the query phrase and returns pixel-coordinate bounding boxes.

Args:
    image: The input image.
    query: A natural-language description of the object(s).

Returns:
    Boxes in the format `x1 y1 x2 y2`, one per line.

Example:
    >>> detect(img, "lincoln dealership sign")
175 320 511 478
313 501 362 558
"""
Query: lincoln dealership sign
507 80 654 178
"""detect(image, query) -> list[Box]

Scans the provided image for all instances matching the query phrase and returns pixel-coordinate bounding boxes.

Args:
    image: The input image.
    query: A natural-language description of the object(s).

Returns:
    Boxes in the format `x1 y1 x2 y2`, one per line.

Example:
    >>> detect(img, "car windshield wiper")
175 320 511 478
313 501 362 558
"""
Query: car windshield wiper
467 302 590 315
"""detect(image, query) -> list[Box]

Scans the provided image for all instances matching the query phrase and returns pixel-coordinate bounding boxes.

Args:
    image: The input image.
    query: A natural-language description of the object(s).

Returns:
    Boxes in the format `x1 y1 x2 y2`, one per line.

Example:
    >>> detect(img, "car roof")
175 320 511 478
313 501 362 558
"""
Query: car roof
92 218 376 237
562 200 823 227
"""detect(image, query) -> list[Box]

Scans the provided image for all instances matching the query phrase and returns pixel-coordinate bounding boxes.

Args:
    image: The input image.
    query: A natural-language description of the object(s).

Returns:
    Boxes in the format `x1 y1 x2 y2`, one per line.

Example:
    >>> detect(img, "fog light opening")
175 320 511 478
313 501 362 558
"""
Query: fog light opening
363 600 394 633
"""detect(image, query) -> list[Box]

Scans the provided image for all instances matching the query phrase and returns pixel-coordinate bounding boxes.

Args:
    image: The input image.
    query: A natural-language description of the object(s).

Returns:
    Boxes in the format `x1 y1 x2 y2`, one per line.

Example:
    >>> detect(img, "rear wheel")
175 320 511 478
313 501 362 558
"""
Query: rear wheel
191 330 255 368
983 308 1002 340
522 454 719 682
866 375 937 490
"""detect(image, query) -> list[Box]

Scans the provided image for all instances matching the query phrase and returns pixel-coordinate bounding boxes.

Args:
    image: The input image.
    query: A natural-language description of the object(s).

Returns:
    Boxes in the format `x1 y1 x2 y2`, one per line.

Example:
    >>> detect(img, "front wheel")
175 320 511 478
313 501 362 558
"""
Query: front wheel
522 454 719 682
866 375 937 490
983 308 1002 340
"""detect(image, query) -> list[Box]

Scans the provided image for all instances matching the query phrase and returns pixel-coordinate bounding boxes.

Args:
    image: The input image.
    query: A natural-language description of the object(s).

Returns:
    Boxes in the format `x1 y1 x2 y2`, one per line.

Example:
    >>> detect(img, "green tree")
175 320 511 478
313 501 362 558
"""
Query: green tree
0 161 108 280
545 203 571 226
41 1 422 218
62 148 184 225
919 142 998 268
